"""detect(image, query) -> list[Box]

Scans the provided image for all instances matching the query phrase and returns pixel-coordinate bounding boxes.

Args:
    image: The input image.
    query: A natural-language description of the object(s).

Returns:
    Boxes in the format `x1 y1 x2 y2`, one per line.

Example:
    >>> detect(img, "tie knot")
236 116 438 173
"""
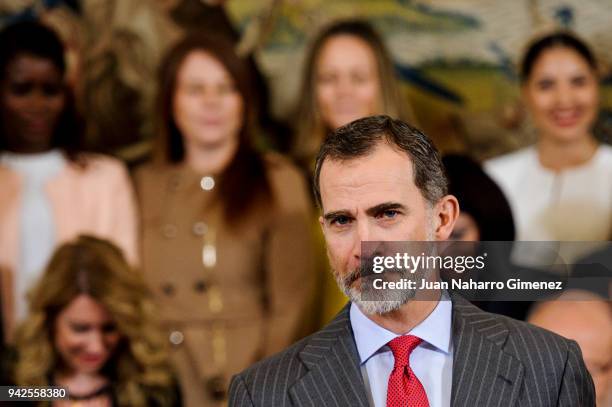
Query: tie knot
387 335 422 368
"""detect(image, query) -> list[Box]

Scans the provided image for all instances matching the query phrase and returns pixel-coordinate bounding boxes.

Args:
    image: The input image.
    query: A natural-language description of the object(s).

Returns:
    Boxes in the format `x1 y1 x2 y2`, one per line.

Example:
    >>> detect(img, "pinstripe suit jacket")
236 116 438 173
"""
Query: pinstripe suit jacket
229 295 595 406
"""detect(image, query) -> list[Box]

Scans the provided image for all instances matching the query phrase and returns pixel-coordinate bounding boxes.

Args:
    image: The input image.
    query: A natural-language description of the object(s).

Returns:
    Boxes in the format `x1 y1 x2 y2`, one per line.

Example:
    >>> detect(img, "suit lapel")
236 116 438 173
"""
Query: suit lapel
451 296 524 407
288 297 525 407
289 304 369 407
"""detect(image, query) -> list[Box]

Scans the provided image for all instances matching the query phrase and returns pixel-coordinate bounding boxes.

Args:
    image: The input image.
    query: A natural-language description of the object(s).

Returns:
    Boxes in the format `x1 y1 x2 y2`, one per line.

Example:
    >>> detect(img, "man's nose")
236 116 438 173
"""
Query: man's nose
351 221 374 261
357 220 373 243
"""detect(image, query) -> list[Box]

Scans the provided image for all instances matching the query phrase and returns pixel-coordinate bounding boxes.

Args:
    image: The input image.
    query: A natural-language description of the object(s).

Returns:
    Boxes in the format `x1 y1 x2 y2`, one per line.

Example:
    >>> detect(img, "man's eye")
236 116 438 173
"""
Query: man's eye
381 210 398 219
332 216 351 225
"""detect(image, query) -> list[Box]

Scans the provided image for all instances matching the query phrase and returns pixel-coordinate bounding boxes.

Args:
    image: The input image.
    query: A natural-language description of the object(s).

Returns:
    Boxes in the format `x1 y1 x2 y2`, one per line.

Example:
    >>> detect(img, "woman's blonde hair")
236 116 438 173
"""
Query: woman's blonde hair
14 235 174 406
293 19 416 168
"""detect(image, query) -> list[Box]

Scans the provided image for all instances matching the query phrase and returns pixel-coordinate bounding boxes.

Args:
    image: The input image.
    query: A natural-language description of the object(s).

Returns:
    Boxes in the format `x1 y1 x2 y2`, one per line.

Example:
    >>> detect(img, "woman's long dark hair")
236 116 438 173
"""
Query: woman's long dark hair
443 154 515 241
155 33 271 227
0 20 84 160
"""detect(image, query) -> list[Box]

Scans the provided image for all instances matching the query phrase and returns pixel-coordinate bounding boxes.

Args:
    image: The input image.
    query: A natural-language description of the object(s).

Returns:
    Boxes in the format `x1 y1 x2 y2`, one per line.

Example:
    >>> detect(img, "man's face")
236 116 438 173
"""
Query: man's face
319 142 448 314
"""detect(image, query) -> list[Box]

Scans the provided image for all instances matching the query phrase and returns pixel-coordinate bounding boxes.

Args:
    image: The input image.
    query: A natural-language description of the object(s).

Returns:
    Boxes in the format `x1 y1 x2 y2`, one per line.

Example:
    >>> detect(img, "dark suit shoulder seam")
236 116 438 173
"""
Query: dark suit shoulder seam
236 373 256 405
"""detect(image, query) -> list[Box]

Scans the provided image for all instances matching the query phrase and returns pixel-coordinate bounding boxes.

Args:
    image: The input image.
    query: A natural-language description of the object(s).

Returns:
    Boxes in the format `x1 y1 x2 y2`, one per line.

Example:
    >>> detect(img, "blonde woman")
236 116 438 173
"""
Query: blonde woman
293 20 416 323
293 19 415 169
12 235 179 406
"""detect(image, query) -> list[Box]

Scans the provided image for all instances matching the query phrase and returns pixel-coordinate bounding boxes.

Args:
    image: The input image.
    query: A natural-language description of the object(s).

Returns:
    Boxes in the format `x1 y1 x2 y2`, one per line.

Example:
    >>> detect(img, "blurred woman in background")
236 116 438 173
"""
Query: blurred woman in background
0 21 138 343
292 19 416 323
443 154 533 320
444 154 515 243
292 19 415 170
485 32 612 264
12 235 179 406
135 33 315 406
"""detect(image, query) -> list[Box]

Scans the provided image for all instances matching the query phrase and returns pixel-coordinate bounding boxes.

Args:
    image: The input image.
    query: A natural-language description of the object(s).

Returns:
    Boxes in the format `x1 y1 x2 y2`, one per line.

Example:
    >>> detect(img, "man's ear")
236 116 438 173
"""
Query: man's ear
434 195 460 240
318 215 325 232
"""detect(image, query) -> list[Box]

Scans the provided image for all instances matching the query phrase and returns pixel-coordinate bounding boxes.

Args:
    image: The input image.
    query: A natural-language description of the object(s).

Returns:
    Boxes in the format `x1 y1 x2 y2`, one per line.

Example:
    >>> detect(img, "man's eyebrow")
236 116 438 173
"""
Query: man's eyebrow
323 210 352 221
365 202 407 217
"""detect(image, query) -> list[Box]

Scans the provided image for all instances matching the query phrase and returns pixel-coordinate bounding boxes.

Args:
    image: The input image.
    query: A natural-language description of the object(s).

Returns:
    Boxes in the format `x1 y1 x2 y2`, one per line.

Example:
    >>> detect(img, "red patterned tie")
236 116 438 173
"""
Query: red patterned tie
386 335 430 407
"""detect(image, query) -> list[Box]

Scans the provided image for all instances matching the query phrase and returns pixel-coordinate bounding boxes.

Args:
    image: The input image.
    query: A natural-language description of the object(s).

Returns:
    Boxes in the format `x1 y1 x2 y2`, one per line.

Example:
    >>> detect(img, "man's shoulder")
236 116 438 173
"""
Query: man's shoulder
230 306 352 400
493 312 594 404
229 332 315 406
461 297 569 333
235 334 310 385
453 298 594 405
501 312 573 352
456 298 577 369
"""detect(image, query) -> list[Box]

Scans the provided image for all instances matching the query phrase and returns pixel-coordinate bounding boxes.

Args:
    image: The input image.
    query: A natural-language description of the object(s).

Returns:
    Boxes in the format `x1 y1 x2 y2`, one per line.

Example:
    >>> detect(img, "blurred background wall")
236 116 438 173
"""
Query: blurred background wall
3 0 611 160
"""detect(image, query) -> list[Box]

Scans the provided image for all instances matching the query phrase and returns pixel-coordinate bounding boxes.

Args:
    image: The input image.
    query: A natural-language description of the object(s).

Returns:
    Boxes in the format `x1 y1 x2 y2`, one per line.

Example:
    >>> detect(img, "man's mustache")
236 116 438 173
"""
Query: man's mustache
342 257 397 288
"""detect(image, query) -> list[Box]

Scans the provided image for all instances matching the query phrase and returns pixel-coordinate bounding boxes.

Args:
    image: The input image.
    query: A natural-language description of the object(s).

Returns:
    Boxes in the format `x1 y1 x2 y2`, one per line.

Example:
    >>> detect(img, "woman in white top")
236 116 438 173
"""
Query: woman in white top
0 21 138 342
485 32 612 265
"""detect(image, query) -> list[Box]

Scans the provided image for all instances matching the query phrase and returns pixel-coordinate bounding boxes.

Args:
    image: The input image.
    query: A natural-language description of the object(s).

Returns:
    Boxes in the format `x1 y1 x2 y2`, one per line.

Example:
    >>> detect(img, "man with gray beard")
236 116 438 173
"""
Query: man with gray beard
229 115 595 407
341 239 438 316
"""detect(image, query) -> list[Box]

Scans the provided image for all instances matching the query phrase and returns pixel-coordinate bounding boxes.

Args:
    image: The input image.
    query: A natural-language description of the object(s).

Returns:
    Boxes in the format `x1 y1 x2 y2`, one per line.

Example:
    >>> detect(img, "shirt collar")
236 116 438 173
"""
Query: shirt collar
350 292 453 365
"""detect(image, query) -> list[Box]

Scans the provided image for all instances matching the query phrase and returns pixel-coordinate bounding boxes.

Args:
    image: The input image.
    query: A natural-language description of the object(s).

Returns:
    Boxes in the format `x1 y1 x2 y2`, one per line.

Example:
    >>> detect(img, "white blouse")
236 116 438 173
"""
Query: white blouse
0 150 66 320
485 145 612 265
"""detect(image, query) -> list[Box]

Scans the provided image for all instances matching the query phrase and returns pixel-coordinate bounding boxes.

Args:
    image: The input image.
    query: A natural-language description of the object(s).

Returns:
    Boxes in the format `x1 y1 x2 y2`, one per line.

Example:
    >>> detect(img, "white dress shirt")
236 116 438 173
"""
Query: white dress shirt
350 294 453 407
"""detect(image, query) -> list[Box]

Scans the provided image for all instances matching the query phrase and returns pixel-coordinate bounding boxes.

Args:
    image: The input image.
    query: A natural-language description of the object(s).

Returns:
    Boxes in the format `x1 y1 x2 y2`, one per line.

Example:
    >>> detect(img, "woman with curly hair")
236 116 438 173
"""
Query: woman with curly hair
11 235 180 406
